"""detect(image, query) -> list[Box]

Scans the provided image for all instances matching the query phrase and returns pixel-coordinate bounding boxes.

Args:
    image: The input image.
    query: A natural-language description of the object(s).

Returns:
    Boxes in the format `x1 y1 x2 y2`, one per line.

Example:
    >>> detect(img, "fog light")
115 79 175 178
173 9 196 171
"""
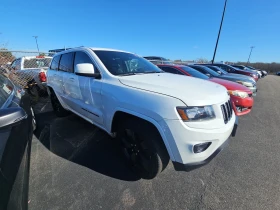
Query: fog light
193 142 212 153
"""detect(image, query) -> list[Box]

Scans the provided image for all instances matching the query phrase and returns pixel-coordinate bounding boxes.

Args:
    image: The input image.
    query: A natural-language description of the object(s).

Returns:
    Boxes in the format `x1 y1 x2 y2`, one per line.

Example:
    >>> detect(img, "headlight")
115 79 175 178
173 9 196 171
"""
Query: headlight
176 106 216 121
236 81 253 87
228 90 249 98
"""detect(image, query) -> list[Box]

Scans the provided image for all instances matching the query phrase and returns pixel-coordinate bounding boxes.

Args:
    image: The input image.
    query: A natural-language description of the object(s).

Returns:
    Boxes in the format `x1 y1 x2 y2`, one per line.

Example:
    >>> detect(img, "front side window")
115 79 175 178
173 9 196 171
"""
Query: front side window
59 52 74 73
93 50 162 75
74 51 99 73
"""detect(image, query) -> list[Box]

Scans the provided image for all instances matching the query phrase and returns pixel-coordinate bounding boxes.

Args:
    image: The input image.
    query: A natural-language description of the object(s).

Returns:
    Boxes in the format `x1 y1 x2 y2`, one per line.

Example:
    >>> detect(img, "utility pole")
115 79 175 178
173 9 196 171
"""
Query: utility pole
212 0 228 64
246 46 255 65
32 36 40 54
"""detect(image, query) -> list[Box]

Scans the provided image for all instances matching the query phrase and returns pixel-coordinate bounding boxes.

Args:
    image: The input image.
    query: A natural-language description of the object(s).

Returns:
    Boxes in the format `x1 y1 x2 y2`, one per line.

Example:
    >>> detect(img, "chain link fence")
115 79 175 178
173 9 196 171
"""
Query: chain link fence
0 50 53 103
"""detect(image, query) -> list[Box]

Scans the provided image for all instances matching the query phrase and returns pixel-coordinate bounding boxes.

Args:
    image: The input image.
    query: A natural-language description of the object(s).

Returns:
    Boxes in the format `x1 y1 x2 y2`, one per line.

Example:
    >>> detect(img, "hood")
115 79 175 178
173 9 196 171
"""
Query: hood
226 73 256 83
118 73 229 106
209 78 251 93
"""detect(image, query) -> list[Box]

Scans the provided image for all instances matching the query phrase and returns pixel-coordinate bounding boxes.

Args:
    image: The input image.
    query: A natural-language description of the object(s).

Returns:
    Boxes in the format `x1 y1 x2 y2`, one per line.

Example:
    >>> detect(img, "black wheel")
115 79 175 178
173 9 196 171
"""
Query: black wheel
117 118 169 179
28 86 39 104
50 90 69 117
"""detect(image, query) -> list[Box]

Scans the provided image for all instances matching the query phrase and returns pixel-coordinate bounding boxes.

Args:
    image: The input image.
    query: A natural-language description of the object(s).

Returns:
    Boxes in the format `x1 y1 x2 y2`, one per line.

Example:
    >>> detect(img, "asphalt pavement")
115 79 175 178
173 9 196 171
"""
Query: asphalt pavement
29 75 280 210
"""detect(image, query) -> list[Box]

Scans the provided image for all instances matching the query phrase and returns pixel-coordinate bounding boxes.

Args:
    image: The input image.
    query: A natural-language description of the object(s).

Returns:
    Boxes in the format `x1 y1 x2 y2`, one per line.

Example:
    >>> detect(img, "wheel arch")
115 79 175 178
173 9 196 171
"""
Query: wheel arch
110 110 175 161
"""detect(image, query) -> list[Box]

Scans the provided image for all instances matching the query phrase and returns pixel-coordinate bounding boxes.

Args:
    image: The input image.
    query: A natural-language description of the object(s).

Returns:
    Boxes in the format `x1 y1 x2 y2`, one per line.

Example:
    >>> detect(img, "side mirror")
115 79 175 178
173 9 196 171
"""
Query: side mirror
0 107 27 129
217 71 222 74
75 63 101 78
206 73 211 77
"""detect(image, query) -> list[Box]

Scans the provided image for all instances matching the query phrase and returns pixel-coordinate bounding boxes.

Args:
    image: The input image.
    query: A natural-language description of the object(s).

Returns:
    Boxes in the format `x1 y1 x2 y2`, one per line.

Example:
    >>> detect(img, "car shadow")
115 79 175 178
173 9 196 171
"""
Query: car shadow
33 105 139 181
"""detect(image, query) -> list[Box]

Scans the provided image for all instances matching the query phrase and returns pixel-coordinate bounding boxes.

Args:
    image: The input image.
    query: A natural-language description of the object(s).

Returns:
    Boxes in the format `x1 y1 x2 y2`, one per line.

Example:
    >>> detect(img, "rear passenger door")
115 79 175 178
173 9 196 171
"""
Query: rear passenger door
58 52 81 108
63 51 103 125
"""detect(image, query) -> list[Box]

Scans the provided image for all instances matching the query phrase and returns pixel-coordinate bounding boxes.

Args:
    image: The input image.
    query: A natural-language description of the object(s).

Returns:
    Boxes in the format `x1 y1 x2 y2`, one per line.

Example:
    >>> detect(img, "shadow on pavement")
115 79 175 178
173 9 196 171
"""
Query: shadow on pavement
32 100 139 182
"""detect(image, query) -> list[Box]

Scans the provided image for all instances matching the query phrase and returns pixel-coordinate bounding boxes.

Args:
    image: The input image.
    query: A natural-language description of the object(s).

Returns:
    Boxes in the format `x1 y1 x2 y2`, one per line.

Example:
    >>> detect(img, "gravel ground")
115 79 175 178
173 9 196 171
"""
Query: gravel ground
29 75 280 210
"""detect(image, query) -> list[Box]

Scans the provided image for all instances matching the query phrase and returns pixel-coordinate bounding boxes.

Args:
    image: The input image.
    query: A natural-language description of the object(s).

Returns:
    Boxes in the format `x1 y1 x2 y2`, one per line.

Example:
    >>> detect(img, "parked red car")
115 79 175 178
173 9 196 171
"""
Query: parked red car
157 64 254 116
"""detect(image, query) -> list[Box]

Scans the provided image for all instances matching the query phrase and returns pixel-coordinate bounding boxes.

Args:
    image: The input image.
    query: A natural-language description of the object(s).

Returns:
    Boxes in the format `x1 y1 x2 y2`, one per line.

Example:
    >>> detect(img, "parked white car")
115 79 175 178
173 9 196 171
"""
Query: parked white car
46 47 238 179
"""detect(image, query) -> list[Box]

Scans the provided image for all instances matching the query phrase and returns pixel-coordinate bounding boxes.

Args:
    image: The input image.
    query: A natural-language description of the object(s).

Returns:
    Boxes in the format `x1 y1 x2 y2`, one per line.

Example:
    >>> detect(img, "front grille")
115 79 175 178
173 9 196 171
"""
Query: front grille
221 100 233 124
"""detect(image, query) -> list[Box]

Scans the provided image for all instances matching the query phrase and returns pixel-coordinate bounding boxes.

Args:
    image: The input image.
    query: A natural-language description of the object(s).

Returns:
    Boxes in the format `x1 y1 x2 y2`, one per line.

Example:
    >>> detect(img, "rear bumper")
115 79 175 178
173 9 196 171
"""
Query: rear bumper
173 117 238 172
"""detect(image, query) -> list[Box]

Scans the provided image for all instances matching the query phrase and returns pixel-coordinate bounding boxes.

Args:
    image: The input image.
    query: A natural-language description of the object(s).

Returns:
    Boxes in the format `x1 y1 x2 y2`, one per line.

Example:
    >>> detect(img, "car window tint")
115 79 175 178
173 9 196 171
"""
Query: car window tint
59 53 74 73
0 75 14 108
73 51 99 73
11 59 21 70
50 55 61 70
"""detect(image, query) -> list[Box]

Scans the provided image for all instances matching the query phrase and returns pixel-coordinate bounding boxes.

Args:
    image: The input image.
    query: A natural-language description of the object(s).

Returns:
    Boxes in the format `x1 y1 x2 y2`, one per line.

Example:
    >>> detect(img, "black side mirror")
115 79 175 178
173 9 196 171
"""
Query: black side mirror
0 107 27 129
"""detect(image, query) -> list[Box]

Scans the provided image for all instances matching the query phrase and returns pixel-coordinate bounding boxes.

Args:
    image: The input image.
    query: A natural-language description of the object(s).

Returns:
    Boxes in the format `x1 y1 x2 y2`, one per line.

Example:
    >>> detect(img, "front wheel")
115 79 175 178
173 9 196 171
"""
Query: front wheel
117 118 169 179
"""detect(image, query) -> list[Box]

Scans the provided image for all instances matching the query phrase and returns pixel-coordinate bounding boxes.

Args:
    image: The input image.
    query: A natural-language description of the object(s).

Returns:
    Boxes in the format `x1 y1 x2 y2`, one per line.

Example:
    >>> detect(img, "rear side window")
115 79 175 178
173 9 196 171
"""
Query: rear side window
50 55 61 70
59 53 74 73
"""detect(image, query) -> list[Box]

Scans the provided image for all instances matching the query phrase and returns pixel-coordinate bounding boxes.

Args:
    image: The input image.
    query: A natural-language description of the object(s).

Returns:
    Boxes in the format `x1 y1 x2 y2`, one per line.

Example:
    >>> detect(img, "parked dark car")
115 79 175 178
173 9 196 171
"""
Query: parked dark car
0 74 35 210
201 63 259 81
143 56 173 65
231 65 262 78
188 64 257 95
246 66 267 77
276 71 280 76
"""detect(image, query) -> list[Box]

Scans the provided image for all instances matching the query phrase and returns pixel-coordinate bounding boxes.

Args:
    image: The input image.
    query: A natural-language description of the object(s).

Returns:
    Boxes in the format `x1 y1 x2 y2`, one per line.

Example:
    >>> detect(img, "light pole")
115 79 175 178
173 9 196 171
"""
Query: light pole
247 46 255 65
212 0 228 64
32 36 40 54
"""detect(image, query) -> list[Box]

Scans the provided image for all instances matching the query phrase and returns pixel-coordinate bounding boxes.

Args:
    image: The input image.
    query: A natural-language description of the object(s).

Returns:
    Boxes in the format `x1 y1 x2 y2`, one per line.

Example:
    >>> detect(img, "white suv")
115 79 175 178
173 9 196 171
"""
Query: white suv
47 47 238 179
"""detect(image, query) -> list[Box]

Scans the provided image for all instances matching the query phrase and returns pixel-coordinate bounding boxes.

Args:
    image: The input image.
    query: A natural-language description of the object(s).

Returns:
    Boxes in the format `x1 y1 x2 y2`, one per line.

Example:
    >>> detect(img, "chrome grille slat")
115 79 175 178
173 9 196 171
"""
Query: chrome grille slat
221 100 233 124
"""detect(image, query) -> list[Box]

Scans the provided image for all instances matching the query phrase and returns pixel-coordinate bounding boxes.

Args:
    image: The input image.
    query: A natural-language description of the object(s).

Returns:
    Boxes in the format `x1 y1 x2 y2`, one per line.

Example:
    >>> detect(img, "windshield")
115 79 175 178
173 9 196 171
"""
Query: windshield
191 65 220 77
207 65 228 74
23 58 52 68
180 66 209 79
93 51 162 75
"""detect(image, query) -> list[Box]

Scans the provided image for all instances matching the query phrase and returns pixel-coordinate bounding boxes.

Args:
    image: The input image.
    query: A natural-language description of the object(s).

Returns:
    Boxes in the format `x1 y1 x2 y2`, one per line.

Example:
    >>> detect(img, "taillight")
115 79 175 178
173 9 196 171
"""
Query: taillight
39 72 47 82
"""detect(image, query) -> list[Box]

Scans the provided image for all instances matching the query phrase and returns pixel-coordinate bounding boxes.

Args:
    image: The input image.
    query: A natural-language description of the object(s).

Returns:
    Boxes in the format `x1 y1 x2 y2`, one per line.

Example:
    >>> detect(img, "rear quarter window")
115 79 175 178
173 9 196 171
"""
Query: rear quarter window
50 55 61 70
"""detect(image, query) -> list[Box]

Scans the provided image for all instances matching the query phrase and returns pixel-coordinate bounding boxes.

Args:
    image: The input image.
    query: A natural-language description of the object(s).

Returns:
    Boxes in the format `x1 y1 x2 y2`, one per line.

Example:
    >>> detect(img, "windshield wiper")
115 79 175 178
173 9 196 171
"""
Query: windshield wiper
118 73 138 76
118 71 164 76
140 71 165 74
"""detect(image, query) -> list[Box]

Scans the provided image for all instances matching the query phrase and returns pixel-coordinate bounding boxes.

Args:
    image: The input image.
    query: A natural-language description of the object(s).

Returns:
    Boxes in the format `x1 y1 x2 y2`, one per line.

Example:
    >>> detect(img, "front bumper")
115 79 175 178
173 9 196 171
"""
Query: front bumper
230 95 254 116
172 117 238 171
160 109 236 167
244 85 257 96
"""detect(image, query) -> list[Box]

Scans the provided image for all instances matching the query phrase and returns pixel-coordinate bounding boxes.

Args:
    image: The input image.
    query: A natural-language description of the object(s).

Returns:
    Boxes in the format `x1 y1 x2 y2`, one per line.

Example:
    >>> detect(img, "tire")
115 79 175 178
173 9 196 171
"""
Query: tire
50 90 70 117
28 86 39 104
117 118 169 179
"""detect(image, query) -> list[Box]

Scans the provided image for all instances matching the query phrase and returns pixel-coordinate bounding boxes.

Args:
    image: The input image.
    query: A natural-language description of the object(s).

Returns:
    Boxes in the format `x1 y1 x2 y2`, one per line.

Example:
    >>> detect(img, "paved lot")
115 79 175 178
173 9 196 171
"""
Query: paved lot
29 75 280 210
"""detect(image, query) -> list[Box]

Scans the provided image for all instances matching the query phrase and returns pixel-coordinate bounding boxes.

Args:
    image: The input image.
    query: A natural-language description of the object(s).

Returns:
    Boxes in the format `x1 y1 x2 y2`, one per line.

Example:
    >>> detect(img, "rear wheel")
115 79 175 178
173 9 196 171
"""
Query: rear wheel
117 118 169 179
50 90 69 117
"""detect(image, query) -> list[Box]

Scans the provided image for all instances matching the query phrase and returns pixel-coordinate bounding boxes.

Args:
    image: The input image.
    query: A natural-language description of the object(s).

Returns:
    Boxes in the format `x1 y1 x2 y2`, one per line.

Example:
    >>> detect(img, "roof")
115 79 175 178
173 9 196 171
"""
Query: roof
50 47 132 56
